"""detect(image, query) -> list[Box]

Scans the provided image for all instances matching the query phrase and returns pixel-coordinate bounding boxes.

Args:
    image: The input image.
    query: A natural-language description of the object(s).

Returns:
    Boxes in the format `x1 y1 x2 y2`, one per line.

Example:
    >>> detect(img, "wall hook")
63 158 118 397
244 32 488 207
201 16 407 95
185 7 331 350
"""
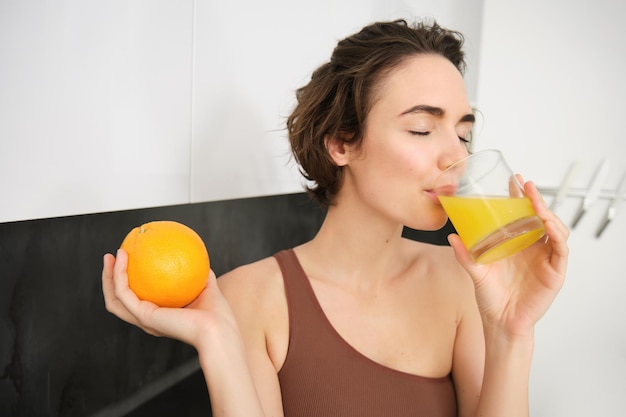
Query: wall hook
550 161 582 210
595 170 626 238
571 159 610 228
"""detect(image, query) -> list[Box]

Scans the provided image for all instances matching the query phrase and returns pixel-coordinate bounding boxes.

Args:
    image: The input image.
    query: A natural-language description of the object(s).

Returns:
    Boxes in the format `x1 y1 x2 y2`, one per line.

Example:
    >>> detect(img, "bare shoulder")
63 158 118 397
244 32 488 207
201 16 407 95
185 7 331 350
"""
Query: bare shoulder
408 240 475 301
416 241 468 276
217 255 284 313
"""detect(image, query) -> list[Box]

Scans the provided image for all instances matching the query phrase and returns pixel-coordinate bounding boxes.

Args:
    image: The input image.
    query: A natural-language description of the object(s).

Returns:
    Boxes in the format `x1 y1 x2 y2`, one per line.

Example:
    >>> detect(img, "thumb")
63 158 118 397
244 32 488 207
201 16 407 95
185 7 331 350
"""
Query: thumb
447 233 478 275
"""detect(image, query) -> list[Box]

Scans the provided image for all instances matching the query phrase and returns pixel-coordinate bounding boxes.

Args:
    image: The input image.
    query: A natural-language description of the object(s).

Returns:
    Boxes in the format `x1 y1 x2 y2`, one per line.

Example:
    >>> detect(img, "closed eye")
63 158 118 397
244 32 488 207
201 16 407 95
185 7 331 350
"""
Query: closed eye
459 129 473 144
409 130 430 136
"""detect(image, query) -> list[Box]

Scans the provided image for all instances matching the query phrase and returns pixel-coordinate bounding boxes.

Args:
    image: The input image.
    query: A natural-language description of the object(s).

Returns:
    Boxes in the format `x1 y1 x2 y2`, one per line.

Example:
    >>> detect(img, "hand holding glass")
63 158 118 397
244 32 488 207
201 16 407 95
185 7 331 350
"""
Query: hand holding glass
435 149 546 264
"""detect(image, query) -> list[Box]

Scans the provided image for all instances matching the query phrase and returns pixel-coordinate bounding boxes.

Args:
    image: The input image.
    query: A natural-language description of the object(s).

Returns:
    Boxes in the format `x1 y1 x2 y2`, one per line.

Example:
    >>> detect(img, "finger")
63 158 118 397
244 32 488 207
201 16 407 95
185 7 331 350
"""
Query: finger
525 181 553 221
509 174 524 198
545 210 570 241
112 249 145 308
112 248 137 303
102 253 116 304
184 269 216 309
524 181 570 239
543 219 569 278
111 249 164 334
523 181 570 261
447 233 482 280
525 181 570 244
524 181 549 211
106 250 147 325
102 253 142 326
206 269 218 291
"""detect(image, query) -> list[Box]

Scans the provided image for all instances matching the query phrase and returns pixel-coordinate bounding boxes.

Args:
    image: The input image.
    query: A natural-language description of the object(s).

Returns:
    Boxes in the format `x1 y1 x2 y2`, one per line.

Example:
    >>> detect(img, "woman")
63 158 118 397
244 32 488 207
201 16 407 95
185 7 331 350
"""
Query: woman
102 19 569 416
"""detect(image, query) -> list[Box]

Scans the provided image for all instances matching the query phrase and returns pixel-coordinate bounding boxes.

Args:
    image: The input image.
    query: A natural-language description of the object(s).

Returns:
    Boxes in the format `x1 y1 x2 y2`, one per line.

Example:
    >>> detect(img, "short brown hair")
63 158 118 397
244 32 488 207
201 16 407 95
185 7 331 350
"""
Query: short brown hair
286 19 466 207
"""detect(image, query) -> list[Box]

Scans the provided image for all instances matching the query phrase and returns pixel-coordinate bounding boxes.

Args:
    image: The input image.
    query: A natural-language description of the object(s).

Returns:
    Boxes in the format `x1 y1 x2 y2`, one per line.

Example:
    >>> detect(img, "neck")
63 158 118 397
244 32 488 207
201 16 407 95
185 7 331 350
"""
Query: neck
300 198 412 286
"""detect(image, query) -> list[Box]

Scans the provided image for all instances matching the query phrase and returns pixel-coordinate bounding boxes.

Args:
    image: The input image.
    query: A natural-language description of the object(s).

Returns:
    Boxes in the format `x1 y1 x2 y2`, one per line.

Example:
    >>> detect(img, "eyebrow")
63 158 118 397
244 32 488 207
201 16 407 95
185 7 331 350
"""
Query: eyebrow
400 104 475 124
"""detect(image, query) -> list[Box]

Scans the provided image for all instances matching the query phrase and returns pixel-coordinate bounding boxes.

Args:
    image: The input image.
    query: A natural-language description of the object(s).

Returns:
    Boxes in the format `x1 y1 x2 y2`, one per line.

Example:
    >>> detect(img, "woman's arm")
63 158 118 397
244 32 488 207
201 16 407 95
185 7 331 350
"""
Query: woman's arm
450 180 569 417
215 260 287 417
452 294 535 417
102 251 283 417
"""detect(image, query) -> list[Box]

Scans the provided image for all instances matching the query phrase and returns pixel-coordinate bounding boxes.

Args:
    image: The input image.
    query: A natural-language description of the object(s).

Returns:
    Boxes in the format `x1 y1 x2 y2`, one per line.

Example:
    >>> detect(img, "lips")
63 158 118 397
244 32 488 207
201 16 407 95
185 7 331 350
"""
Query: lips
424 189 441 204
433 183 457 197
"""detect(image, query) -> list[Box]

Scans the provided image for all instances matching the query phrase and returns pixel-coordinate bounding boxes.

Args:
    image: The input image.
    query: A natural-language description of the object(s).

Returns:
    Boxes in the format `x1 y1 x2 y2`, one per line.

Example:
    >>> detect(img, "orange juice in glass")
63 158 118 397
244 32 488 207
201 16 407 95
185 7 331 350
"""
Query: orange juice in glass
435 150 545 264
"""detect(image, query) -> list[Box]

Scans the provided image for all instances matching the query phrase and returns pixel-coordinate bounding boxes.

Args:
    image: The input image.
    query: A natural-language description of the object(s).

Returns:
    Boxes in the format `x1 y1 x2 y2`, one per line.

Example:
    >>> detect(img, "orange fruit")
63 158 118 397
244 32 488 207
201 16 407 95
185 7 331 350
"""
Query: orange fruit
120 220 210 308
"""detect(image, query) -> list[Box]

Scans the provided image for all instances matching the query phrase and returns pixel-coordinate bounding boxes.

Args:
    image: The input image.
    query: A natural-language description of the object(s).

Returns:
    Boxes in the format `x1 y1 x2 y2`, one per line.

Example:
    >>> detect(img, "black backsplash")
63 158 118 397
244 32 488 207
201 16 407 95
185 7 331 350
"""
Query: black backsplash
0 192 452 417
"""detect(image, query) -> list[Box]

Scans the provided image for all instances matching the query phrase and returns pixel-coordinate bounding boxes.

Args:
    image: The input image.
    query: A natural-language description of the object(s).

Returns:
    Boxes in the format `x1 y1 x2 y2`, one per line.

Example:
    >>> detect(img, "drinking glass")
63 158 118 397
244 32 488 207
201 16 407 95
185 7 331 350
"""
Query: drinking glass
435 149 546 264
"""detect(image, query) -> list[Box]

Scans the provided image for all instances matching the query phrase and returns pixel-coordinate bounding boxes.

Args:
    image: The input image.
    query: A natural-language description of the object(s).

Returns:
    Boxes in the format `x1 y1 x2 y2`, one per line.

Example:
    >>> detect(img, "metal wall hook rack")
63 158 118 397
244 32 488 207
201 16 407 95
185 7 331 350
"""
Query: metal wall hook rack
536 160 626 238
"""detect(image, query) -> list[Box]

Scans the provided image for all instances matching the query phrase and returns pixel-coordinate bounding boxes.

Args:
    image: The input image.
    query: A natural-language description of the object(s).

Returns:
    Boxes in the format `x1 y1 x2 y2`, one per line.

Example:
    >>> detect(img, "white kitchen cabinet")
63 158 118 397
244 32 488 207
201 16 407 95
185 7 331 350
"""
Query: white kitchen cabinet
0 0 193 223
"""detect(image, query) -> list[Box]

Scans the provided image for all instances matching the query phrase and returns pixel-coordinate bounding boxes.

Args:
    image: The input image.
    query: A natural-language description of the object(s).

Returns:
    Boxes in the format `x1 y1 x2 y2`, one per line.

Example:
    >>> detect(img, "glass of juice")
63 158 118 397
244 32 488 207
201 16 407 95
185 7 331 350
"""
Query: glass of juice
435 149 546 264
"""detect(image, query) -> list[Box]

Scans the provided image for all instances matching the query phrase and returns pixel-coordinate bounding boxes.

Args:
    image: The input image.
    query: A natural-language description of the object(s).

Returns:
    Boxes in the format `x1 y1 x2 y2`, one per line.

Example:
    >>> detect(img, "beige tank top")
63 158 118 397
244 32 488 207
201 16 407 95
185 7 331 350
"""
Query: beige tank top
274 249 457 417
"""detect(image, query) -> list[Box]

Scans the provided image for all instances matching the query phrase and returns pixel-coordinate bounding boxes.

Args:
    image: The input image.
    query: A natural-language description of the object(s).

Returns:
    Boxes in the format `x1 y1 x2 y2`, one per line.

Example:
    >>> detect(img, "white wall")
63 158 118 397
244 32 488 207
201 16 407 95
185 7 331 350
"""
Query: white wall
0 0 484 223
476 1 626 415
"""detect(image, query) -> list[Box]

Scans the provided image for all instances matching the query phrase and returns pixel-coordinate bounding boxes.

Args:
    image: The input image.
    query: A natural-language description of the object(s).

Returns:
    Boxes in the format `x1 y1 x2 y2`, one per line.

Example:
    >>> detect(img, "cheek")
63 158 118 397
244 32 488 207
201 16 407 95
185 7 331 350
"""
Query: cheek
401 150 432 177
379 150 418 182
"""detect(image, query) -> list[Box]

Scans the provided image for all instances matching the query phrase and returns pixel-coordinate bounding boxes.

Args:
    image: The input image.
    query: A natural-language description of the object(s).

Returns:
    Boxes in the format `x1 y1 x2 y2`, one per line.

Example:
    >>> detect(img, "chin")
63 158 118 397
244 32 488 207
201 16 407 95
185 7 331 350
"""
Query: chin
405 213 449 232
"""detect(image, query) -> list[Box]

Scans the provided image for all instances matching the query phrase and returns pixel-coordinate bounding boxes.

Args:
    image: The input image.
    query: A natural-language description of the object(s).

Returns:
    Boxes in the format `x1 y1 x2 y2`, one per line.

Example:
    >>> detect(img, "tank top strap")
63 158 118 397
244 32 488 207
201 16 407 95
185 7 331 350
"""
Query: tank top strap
273 249 325 337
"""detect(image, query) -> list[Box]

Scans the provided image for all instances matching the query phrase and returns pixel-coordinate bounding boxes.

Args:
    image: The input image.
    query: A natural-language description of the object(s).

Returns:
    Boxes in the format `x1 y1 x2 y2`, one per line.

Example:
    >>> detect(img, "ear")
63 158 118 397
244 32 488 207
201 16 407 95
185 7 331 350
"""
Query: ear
325 134 350 167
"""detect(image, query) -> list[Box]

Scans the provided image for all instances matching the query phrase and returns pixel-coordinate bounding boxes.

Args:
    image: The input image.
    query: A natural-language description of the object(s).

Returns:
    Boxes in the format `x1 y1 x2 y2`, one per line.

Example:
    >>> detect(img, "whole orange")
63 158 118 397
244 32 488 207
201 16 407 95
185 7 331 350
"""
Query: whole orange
120 220 210 308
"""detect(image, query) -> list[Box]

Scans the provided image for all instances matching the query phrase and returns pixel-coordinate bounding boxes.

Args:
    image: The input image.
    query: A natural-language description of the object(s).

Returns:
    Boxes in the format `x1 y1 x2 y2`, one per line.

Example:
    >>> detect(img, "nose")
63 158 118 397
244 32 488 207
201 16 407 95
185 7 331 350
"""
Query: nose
438 140 469 171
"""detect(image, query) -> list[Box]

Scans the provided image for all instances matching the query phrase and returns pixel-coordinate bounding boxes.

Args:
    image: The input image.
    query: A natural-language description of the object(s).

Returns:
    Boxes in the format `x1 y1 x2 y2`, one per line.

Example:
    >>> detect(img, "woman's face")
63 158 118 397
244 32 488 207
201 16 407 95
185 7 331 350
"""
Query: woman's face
339 54 474 231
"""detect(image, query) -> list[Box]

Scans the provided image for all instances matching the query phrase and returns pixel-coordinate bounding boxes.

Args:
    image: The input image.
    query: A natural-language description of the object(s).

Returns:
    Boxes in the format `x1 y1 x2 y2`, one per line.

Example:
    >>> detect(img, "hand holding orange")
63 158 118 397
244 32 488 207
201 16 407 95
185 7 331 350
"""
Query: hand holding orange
120 220 210 308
